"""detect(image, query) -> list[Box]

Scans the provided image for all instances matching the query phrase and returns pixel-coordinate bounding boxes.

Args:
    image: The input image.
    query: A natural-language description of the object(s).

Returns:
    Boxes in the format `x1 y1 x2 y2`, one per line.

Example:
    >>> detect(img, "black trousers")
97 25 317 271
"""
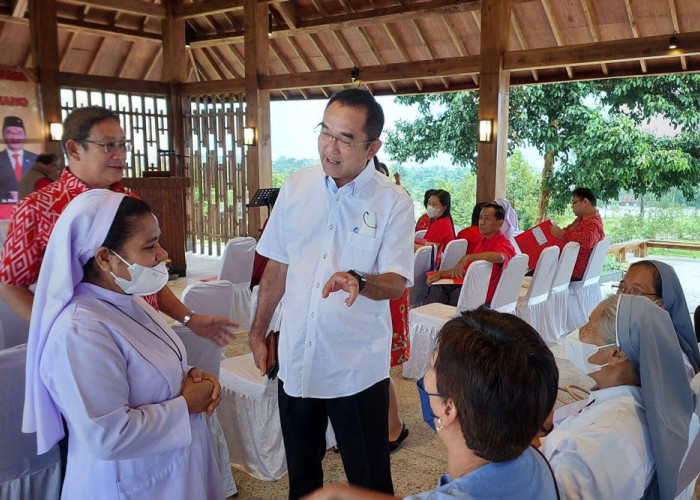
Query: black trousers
278 378 393 500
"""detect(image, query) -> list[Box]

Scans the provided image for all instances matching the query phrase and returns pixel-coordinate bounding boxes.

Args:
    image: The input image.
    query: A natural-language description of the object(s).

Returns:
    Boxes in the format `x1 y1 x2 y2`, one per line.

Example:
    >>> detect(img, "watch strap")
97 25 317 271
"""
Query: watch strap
347 270 367 293
182 310 196 326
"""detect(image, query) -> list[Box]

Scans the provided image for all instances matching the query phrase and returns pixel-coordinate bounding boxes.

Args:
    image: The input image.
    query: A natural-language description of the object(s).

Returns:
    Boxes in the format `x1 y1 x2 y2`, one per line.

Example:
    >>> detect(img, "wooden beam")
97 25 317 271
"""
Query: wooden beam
201 47 231 79
540 0 573 78
187 49 201 82
191 49 218 80
410 19 449 89
273 1 298 29
308 0 329 17
142 46 162 80
309 33 336 69
191 0 535 48
269 41 308 98
173 0 289 19
60 0 165 18
29 0 61 153
59 71 170 94
180 79 246 96
667 0 687 70
511 9 538 81
262 54 480 90
579 0 608 75
477 0 512 203
357 27 397 93
244 0 273 235
622 0 647 73
59 18 161 42
504 31 700 70
58 31 76 71
12 0 28 18
86 37 106 74
214 46 242 79
117 41 136 78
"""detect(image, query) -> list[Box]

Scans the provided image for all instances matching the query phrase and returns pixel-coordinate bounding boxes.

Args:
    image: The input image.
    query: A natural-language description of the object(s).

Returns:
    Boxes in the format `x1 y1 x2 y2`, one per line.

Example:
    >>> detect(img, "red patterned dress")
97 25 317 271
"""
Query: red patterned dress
0 169 159 310
390 288 410 366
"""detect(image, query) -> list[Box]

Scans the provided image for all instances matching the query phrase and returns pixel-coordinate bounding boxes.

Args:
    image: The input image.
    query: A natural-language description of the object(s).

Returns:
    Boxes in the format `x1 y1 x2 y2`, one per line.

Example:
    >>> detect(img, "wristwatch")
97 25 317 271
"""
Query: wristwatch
347 270 367 293
182 310 196 326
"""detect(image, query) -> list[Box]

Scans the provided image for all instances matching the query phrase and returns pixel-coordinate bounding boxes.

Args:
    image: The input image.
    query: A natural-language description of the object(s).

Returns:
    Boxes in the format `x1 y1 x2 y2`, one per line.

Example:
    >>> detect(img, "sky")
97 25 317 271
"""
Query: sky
270 95 544 172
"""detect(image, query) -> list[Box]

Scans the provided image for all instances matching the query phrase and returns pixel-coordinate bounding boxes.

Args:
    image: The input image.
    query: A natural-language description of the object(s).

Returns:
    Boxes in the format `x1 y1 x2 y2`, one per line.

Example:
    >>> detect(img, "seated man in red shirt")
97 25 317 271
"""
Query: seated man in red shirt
426 202 516 306
456 202 488 255
550 187 605 281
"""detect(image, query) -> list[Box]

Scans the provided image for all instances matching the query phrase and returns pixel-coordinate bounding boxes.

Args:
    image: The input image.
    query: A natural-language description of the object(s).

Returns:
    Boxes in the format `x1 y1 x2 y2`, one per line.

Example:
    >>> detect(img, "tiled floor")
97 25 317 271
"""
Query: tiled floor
176 251 699 499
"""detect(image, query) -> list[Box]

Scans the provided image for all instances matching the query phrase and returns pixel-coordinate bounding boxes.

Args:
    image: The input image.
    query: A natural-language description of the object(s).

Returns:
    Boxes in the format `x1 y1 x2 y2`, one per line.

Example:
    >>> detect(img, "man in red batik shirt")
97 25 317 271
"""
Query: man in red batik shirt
0 106 235 345
550 187 605 281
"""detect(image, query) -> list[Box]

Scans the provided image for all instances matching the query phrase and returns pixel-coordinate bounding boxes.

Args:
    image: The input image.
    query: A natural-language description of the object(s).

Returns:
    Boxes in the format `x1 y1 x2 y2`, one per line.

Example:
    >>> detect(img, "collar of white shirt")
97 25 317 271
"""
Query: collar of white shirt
324 159 375 195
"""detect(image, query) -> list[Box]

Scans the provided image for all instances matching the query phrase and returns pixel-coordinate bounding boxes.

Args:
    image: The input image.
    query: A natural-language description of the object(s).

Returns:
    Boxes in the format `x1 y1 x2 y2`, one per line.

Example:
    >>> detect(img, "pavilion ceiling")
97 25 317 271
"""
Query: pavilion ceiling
0 0 698 99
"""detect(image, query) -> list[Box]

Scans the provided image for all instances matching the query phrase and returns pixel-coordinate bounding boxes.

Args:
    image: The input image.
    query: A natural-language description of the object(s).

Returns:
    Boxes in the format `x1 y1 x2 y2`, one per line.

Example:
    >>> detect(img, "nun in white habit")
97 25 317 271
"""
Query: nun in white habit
22 189 225 499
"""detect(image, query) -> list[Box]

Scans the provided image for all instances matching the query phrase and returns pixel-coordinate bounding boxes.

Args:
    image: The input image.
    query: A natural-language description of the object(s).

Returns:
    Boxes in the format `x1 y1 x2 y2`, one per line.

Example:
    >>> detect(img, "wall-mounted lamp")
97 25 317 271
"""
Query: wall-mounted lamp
243 127 257 146
669 32 678 50
478 119 493 143
49 122 63 141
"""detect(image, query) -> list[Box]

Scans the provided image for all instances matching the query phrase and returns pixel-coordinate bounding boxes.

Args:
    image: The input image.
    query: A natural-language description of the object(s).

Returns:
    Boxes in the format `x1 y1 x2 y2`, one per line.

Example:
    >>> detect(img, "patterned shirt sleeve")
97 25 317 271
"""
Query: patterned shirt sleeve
0 197 42 286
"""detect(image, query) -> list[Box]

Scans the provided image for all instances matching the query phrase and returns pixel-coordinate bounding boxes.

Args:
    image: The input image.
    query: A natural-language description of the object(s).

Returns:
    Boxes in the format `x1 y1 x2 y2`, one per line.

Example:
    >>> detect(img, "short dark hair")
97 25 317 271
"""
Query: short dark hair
326 89 384 144
434 308 558 462
423 189 436 209
373 156 390 177
82 196 153 281
430 189 453 223
572 187 596 206
36 153 59 165
481 202 505 221
471 202 488 227
62 106 121 154
628 261 663 296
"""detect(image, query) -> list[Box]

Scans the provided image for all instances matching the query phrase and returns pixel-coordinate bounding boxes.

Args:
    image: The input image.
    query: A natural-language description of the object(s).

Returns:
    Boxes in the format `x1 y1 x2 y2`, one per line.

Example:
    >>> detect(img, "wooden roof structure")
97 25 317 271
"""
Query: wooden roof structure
1 0 699 99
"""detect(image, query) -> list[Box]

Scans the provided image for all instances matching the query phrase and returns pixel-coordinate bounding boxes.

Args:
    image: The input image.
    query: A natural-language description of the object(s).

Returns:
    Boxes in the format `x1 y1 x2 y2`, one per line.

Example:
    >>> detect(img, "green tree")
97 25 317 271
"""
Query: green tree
385 75 700 220
505 151 539 229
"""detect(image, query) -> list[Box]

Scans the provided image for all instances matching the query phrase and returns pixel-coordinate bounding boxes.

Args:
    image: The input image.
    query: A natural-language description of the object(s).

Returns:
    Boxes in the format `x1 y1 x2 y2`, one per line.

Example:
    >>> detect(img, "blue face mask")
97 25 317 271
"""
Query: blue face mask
417 376 445 432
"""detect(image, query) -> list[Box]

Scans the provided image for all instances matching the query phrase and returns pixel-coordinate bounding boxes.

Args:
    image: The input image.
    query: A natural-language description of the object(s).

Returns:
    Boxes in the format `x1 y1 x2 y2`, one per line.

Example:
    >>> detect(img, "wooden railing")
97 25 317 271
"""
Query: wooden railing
607 239 700 262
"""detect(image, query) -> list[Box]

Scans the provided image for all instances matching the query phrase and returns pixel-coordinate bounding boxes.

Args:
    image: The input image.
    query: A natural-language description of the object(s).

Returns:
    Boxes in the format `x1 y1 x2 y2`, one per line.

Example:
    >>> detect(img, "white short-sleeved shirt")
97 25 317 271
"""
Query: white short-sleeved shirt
256 163 415 398
541 385 654 500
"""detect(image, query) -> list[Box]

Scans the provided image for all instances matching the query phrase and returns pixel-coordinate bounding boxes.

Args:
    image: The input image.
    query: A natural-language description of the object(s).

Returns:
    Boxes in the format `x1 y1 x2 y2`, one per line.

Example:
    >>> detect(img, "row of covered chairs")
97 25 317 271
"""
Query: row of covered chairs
403 237 611 379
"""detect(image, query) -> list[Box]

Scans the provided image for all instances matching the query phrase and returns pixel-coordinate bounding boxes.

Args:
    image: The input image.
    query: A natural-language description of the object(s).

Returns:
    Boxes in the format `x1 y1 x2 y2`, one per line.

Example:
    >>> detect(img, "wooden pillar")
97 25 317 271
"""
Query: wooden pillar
162 1 186 176
476 0 512 202
28 0 61 157
244 0 272 236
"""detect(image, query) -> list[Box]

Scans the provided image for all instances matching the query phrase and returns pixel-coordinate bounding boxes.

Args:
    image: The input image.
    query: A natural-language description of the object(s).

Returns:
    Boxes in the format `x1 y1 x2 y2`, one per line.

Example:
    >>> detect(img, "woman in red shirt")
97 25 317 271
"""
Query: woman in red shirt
415 189 456 267
414 189 435 232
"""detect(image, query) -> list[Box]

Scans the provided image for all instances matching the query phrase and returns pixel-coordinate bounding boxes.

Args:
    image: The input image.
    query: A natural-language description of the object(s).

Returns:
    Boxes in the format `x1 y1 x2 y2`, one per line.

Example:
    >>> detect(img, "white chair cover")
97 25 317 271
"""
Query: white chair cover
402 261 492 380
218 237 257 331
438 239 467 271
0 344 60 500
219 287 336 480
567 237 612 331
675 373 700 499
490 254 528 313
509 236 523 254
515 246 560 345
415 229 427 240
410 246 434 308
0 297 29 350
178 281 237 498
542 242 580 339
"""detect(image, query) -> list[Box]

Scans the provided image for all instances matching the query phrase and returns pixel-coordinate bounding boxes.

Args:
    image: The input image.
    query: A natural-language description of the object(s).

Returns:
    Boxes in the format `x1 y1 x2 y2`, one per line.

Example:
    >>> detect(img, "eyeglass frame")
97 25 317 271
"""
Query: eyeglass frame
416 377 447 399
80 139 132 154
612 282 660 298
314 124 377 150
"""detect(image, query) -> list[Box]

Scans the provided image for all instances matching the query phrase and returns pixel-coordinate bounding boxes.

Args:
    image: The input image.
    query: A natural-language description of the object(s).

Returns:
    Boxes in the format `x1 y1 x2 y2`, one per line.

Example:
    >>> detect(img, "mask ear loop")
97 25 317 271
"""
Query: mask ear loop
110 250 132 267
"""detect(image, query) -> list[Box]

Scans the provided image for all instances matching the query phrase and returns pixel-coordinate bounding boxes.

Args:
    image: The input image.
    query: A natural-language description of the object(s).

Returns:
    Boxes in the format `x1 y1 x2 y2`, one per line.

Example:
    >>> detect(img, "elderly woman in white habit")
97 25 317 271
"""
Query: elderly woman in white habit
540 294 694 500
22 189 225 499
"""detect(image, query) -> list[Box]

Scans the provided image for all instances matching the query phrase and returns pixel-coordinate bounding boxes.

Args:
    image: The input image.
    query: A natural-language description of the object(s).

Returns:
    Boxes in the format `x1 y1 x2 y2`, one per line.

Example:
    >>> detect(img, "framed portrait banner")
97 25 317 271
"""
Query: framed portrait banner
0 66 43 220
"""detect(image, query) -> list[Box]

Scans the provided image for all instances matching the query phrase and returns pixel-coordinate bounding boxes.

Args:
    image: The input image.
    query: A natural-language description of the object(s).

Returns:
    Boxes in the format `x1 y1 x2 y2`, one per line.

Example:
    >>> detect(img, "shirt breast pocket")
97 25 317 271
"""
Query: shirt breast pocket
340 232 381 274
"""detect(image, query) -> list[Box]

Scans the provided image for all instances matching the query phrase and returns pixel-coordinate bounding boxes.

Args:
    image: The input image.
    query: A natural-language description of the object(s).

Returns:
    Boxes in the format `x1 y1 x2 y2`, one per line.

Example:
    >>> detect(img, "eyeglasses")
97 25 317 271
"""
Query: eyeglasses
416 377 446 399
612 282 659 298
572 199 582 206
315 125 376 151
81 140 132 154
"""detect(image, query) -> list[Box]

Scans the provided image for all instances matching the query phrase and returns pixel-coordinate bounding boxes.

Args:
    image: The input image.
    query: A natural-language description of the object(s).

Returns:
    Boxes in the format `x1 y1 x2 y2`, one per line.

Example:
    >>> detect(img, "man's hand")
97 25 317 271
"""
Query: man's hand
187 368 222 416
322 272 360 307
187 314 238 347
550 224 565 239
249 330 269 376
426 271 445 285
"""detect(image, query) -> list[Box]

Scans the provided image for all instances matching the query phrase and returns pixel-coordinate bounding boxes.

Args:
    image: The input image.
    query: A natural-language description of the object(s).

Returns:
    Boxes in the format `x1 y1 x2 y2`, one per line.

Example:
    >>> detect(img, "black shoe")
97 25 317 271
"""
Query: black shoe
388 424 409 452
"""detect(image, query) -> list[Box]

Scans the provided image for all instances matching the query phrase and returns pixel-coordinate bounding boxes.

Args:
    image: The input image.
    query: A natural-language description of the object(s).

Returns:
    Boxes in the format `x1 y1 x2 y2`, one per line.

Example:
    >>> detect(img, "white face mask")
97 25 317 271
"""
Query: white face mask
110 251 169 296
565 328 616 375
426 205 441 218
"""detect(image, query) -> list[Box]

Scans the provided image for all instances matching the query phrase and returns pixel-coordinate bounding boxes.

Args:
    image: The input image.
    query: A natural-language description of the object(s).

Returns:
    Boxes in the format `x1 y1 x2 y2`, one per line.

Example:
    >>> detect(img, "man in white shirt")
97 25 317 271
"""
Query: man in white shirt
250 89 414 499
